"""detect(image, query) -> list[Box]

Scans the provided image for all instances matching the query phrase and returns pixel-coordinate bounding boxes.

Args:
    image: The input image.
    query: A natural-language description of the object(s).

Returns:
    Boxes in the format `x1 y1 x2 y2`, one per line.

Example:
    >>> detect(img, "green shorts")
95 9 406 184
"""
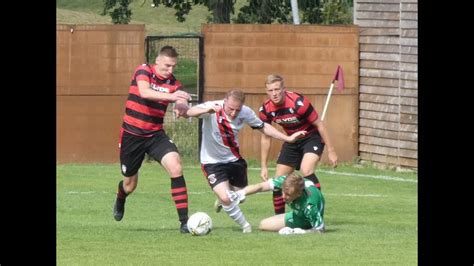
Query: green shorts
285 212 312 229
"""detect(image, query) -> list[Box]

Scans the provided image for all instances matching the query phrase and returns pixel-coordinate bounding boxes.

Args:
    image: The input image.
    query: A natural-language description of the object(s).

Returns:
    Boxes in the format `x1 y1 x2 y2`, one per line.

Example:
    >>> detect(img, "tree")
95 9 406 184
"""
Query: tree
102 0 353 25
151 0 236 23
235 0 352 25
102 0 133 24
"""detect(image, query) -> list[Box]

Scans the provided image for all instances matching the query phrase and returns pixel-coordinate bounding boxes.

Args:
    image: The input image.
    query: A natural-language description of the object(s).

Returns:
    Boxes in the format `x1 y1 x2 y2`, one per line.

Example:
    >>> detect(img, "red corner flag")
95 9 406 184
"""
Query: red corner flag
333 65 345 92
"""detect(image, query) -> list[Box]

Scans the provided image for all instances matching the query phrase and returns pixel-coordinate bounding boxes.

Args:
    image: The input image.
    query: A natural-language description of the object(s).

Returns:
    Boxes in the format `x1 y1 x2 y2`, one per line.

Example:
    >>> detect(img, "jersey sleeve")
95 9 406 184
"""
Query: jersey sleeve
243 106 264 129
135 64 152 83
295 95 318 123
258 105 271 123
193 101 218 119
270 175 287 190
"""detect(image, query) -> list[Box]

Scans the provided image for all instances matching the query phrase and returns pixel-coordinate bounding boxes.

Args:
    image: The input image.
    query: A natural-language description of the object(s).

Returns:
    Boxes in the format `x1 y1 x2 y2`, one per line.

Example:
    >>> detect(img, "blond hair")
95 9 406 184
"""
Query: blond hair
282 172 305 199
265 74 284 88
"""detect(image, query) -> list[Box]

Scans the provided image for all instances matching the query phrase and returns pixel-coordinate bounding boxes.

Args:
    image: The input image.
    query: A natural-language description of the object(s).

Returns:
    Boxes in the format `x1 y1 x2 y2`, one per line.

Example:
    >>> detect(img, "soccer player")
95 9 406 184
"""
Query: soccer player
259 74 338 214
186 89 306 233
113 45 192 233
230 172 325 234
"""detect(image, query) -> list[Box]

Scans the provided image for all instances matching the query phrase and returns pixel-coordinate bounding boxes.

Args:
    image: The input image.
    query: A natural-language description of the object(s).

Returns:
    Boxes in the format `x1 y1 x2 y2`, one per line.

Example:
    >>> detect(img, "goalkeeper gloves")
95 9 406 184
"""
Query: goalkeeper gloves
278 227 307 235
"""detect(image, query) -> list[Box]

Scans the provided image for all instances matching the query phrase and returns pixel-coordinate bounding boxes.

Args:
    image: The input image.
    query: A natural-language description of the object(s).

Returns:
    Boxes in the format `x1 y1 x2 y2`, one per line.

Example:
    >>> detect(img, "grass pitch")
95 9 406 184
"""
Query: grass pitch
57 162 417 265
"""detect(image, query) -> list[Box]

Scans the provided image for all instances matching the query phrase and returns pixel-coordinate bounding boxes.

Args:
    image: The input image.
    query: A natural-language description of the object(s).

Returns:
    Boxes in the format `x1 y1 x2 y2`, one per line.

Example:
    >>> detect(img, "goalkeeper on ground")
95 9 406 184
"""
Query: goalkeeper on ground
230 172 325 235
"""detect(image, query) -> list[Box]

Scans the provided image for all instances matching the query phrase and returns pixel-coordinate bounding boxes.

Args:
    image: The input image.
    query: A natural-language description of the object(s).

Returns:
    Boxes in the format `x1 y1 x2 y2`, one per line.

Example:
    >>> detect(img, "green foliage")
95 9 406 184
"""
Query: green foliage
234 0 293 24
152 0 236 23
102 0 133 24
99 0 352 26
320 0 353 25
235 0 353 25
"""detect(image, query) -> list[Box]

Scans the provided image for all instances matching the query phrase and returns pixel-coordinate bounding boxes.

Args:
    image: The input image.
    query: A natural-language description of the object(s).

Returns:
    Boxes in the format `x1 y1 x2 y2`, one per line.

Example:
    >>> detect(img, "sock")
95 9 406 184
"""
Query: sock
304 173 321 190
171 176 189 223
222 200 248 228
273 189 285 214
117 180 128 200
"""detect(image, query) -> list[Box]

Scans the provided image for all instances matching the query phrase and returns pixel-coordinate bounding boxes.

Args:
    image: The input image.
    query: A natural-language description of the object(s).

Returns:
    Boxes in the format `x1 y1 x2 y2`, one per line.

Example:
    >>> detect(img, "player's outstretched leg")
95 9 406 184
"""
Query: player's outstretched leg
171 176 190 233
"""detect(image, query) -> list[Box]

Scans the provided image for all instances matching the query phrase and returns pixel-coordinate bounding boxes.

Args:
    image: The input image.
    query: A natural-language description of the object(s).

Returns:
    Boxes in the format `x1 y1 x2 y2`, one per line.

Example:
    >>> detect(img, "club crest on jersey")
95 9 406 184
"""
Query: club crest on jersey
296 100 304 106
289 108 294 114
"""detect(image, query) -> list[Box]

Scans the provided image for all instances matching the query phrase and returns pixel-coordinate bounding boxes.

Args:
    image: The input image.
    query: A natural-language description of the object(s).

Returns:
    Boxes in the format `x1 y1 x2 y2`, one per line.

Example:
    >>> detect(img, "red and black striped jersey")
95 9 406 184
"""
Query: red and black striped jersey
258 91 319 135
122 64 182 137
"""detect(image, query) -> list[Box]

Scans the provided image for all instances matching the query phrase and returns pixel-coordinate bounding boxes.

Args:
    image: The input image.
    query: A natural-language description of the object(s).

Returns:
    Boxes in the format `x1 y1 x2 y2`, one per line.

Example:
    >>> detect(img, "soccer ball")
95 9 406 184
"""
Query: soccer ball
187 212 212 236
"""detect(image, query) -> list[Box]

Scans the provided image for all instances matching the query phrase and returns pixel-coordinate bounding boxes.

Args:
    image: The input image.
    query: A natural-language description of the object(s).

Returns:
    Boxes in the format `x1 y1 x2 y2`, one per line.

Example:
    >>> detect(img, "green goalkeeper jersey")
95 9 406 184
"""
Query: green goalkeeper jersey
270 175 325 228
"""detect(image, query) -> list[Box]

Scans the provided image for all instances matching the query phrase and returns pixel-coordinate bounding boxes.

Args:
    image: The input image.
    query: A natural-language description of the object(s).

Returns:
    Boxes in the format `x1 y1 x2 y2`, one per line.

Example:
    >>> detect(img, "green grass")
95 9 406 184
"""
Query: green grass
57 162 417 265
57 0 250 35
57 0 210 35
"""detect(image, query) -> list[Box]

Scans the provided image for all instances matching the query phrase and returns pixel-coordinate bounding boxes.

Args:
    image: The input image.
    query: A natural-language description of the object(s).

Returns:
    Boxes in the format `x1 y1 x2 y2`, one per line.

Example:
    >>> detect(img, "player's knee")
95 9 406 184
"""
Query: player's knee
258 220 270 231
219 195 232 206
123 179 137 193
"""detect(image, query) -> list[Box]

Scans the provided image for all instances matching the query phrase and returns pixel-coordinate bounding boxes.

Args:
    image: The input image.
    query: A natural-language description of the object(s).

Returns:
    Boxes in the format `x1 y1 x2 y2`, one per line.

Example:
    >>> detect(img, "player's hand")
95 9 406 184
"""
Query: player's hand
260 167 268 181
287 130 307 143
279 227 307 235
207 104 222 114
328 150 338 168
172 90 191 102
174 102 189 118
278 227 293 235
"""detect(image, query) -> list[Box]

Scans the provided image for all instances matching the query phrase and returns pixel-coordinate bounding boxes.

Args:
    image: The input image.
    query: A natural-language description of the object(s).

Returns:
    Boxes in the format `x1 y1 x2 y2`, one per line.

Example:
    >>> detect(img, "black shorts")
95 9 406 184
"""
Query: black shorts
201 159 248 189
277 132 325 170
119 129 178 177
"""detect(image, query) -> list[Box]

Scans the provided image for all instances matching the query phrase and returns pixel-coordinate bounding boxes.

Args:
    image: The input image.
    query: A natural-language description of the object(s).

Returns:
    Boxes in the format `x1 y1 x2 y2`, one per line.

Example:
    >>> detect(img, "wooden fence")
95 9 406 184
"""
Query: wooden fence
355 0 418 168
201 24 359 165
57 24 145 163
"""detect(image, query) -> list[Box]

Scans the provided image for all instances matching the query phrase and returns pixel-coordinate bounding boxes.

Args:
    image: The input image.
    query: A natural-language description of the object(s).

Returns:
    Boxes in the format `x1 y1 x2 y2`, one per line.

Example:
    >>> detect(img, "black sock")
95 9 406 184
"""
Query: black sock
304 173 321 190
273 189 285 214
117 180 128 200
171 176 189 223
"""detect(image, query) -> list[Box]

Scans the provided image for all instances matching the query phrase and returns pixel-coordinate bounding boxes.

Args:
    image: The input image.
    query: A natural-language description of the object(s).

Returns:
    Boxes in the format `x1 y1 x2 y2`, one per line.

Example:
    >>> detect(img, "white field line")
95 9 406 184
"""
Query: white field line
66 190 385 197
243 167 417 183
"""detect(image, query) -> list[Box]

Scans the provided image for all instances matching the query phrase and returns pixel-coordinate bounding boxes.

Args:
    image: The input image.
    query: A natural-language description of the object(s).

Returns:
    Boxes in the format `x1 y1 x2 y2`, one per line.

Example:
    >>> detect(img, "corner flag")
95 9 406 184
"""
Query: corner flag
321 65 345 121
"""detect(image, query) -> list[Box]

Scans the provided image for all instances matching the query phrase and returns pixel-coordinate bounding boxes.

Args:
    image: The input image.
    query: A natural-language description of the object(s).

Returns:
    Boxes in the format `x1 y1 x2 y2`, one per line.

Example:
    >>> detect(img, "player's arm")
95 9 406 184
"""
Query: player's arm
313 118 338 167
260 133 272 181
258 123 306 143
186 102 222 117
137 80 190 102
244 180 273 196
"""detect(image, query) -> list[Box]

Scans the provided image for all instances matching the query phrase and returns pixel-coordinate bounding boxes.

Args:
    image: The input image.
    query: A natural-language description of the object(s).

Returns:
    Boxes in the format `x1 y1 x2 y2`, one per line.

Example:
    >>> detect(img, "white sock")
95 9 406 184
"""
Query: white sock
222 200 248 228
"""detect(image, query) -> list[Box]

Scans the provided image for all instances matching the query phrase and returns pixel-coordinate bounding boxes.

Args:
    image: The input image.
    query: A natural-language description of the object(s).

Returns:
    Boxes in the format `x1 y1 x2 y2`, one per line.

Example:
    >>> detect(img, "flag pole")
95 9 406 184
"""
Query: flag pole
321 82 334 121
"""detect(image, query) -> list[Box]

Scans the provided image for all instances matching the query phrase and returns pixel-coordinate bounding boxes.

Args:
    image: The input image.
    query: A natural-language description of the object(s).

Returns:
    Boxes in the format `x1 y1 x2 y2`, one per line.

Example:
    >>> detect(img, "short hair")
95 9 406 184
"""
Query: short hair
159 45 179 58
225 89 245 103
282 172 305 198
265 74 284 88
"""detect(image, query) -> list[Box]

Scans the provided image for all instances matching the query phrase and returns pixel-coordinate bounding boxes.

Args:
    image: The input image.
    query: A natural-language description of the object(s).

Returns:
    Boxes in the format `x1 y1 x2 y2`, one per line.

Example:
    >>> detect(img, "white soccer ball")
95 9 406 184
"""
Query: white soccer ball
187 212 212 236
